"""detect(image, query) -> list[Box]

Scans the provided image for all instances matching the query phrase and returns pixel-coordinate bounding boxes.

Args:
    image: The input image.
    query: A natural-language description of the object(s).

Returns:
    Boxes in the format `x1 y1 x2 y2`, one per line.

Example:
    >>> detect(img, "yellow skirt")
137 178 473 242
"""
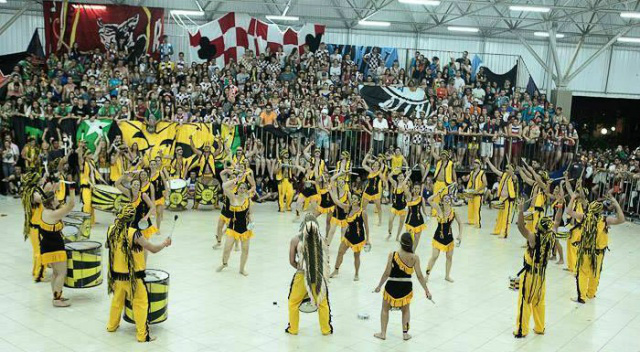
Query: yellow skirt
383 290 413 308
405 223 426 234
330 217 348 228
391 208 407 216
432 238 454 252
317 205 335 214
42 251 67 265
341 236 365 253
155 197 165 206
226 228 254 241
362 192 381 201
219 215 230 225
302 194 321 210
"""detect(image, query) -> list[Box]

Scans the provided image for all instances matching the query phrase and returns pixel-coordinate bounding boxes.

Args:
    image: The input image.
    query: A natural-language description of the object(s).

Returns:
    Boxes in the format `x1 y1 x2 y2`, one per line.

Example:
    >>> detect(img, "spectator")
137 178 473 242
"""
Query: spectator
372 111 388 155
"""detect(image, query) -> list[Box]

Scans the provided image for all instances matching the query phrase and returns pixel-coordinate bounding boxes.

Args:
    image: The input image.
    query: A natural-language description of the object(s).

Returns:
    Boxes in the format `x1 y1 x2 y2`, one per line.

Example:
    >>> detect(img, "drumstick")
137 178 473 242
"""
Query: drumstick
168 215 179 239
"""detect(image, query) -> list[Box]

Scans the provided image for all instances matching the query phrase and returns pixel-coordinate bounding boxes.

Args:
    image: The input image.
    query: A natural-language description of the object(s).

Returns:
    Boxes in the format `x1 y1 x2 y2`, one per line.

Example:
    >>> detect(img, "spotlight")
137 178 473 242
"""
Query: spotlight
611 126 616 132
601 128 608 135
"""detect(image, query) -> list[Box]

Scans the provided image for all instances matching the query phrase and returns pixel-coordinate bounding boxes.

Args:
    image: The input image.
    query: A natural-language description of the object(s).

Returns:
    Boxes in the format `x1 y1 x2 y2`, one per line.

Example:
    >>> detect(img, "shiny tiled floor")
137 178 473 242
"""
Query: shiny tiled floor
0 195 639 352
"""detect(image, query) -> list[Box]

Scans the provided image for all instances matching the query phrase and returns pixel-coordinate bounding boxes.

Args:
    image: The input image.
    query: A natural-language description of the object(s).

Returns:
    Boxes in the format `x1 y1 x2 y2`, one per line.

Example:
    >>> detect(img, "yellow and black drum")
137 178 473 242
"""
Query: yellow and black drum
124 269 170 324
168 179 188 210
64 241 103 288
92 185 129 213
68 211 91 239
195 182 218 206
556 226 570 239
62 226 80 243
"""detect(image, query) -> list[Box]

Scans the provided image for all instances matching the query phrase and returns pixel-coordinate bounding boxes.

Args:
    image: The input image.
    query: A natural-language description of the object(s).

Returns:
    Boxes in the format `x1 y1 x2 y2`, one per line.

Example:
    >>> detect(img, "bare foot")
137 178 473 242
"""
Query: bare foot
373 333 386 340
445 276 454 283
216 264 228 272
239 270 249 276
556 259 564 265
213 239 222 249
353 274 359 281
329 269 339 278
403 333 412 341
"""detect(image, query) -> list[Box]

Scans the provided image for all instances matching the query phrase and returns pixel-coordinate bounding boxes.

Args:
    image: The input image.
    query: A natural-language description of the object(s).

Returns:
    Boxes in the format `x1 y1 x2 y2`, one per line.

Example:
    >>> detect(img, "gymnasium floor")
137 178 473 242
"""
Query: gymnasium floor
0 196 639 352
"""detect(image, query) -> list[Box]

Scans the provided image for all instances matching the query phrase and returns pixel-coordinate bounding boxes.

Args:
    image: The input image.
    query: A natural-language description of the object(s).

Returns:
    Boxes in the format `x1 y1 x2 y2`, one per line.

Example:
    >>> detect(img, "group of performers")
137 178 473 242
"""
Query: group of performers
18 138 627 342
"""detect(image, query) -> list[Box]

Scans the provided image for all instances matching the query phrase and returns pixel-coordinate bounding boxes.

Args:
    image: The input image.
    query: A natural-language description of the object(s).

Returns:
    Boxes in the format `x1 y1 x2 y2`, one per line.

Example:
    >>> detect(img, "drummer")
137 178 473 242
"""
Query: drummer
78 142 100 225
430 147 457 216
190 136 217 186
465 159 487 228
40 186 76 307
149 158 169 229
106 204 171 342
21 172 48 282
115 171 158 239
485 157 517 238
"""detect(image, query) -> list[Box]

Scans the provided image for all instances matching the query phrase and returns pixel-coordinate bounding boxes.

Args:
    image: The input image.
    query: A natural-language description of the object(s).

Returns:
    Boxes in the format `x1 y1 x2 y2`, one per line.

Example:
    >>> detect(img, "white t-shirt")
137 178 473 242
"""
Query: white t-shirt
372 118 389 141
397 119 414 136
454 77 465 91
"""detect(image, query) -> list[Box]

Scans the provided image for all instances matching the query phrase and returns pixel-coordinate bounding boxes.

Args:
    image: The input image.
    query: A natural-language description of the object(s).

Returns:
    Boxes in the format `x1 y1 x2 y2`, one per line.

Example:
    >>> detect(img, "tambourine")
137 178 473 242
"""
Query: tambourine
299 298 318 313
363 243 372 252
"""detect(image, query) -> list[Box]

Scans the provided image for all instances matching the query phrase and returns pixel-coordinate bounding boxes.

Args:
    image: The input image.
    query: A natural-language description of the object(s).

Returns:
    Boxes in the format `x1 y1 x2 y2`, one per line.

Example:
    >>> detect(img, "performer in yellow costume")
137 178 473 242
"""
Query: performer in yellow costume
486 158 517 238
425 189 462 282
361 152 384 226
79 148 99 224
106 205 171 342
387 170 411 241
519 162 551 234
513 199 561 338
568 192 625 303
465 159 487 228
286 215 333 336
217 176 254 276
563 175 587 273
21 172 47 282
329 190 370 281
430 148 456 216
275 150 295 212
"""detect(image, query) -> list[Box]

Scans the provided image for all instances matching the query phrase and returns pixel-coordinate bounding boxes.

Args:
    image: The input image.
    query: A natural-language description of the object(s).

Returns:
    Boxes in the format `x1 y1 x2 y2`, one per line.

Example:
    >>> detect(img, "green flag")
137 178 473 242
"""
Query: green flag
76 119 113 152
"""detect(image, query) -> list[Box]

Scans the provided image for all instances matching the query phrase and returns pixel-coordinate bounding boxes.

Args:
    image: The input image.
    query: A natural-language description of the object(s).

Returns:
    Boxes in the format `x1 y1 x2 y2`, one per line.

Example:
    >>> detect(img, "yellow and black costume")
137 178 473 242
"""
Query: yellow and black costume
466 168 485 227
80 158 97 224
219 196 232 224
526 184 547 234
193 152 217 178
330 191 350 228
21 173 46 281
226 198 253 241
404 196 426 235
575 201 608 303
106 205 152 342
39 213 67 265
383 252 414 308
276 154 294 211
389 155 404 180
514 217 556 338
300 171 321 209
390 185 407 216
566 200 584 273
432 210 455 252
432 155 455 215
131 189 158 239
492 170 517 238
150 172 165 206
316 187 335 214
342 209 366 252
363 170 382 201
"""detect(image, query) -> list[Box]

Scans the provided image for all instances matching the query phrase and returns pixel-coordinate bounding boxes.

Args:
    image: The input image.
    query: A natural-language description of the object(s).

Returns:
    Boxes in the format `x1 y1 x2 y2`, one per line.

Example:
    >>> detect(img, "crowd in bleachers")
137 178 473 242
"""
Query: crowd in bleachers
1 37 638 215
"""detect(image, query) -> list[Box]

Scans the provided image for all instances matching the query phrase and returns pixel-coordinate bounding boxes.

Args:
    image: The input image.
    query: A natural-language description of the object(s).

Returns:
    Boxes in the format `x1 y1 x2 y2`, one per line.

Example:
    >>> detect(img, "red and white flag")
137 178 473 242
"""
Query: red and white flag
188 12 325 63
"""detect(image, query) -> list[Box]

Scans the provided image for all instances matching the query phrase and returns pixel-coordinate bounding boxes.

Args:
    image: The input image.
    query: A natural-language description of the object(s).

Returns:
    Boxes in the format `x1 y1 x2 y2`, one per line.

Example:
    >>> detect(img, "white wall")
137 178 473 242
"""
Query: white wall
3 11 640 98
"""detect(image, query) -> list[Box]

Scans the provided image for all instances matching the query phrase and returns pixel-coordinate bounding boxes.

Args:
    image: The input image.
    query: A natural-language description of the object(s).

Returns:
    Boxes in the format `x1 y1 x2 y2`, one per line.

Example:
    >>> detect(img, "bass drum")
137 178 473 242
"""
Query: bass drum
124 269 170 324
92 185 129 213
64 241 103 288
168 179 188 210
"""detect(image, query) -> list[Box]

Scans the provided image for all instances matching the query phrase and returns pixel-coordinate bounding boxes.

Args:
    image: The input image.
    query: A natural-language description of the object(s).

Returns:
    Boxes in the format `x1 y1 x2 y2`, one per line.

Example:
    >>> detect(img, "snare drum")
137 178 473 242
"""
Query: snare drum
491 200 505 209
62 217 86 241
64 241 103 288
168 179 188 210
92 185 129 213
67 211 91 239
195 182 218 206
62 226 80 243
124 269 170 324
556 226 570 239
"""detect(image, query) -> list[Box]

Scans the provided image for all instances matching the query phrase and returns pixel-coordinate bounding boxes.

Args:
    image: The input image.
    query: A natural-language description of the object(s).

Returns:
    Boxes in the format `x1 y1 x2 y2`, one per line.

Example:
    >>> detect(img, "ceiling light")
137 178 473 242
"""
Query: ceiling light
266 15 300 21
611 126 616 131
398 0 441 5
618 37 640 43
620 12 640 19
170 10 205 16
601 128 608 135
358 20 391 27
72 5 106 10
447 26 480 33
534 32 565 38
509 5 551 13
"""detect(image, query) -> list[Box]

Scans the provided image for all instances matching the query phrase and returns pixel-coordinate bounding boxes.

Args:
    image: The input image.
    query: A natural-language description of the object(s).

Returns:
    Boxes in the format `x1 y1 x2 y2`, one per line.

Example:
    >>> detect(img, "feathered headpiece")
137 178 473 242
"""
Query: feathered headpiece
20 172 43 240
297 215 329 307
106 204 137 295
